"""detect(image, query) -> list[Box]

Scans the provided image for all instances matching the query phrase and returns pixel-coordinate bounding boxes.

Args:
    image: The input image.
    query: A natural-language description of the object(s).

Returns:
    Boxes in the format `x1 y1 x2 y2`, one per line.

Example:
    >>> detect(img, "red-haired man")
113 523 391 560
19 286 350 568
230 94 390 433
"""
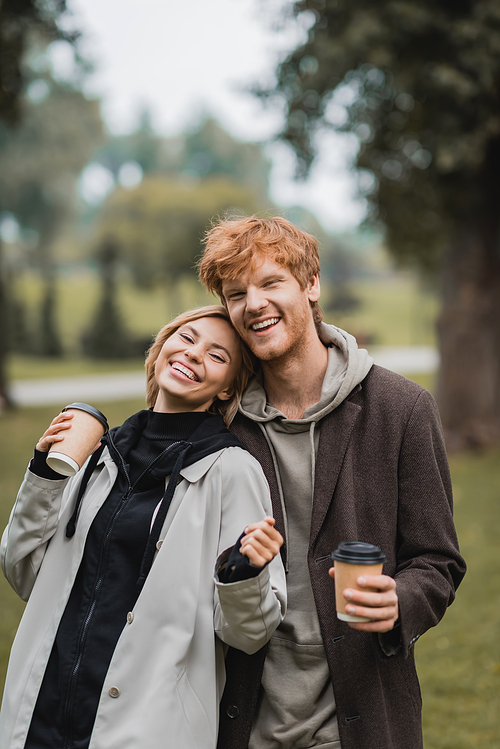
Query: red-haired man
199 215 465 749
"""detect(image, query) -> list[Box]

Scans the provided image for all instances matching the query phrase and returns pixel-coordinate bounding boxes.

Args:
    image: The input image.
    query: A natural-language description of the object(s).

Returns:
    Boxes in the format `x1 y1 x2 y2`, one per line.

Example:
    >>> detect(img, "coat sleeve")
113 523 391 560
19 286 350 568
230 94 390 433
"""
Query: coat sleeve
213 448 286 655
390 388 466 655
0 468 70 601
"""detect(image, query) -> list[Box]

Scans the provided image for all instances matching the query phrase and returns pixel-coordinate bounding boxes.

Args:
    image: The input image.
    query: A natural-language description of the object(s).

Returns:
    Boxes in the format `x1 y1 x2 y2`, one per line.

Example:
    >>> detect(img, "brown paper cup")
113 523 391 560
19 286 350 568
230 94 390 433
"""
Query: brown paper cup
333 560 384 622
47 403 108 476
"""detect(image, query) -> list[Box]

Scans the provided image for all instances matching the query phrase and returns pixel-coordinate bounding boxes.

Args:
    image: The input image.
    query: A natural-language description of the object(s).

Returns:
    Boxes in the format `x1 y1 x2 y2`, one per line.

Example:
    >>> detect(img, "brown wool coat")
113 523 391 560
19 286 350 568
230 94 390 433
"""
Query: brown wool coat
220 365 466 749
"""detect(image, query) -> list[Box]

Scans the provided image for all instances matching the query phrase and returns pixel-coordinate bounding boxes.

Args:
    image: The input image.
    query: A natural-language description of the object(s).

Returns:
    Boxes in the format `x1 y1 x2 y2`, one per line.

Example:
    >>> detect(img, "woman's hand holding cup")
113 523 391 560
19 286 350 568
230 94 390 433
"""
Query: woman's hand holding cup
36 411 75 453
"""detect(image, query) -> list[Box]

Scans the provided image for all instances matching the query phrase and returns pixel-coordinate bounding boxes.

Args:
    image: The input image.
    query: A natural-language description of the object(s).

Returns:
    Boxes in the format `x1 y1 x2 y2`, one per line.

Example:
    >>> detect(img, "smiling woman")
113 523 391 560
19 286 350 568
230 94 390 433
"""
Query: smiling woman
153 317 239 414
0 305 286 749
145 305 255 425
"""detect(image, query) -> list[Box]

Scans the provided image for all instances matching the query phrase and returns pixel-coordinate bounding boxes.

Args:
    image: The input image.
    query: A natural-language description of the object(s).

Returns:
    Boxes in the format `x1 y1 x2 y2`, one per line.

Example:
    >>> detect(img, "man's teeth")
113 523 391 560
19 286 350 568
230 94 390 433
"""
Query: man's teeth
172 363 197 381
251 318 280 331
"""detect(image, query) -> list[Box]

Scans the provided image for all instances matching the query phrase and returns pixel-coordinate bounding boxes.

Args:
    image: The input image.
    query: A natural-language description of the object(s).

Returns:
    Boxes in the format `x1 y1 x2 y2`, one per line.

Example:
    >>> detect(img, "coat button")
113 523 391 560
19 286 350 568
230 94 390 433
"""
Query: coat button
156 540 163 550
226 705 239 719
127 611 134 624
109 686 121 698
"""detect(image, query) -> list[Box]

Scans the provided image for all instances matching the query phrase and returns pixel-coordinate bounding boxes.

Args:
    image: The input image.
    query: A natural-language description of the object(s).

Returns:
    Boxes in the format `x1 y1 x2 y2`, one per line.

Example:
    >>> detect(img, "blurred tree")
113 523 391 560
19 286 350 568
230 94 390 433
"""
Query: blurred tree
0 0 85 406
266 0 500 450
93 173 270 306
81 239 137 359
321 240 362 318
0 52 104 359
96 108 163 177
0 80 103 357
180 117 271 193
0 0 76 124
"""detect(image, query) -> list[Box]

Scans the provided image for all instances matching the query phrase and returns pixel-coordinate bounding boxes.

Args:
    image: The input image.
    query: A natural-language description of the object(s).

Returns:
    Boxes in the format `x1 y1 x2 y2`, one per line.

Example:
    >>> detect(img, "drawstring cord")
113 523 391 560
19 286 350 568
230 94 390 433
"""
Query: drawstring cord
66 443 106 538
136 443 192 590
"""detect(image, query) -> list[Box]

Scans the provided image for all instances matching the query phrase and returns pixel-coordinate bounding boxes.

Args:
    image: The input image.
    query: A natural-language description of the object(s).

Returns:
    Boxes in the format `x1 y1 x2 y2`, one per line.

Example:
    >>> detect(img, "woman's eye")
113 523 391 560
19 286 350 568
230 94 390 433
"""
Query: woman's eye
211 353 226 363
179 333 194 343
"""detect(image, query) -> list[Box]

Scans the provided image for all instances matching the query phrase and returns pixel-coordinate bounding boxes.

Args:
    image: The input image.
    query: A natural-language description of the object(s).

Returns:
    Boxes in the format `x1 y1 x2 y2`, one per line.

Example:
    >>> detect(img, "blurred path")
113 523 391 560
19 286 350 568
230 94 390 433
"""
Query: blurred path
11 372 146 407
10 346 438 407
368 345 439 374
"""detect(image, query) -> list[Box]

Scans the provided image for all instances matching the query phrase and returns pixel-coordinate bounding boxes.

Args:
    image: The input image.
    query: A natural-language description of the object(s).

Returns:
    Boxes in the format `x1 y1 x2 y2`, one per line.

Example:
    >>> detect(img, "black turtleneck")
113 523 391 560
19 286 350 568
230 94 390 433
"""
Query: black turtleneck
128 409 210 483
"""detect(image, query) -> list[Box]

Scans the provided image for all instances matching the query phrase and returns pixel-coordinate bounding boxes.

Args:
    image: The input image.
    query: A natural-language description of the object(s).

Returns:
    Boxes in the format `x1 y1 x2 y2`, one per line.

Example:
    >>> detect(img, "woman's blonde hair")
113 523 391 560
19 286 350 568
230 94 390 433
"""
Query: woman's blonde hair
144 305 255 426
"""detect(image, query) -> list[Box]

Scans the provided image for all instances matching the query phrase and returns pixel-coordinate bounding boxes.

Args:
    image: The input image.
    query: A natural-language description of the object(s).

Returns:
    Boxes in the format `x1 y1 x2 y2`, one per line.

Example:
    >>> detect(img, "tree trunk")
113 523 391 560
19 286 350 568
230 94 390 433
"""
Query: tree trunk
0 237 15 410
436 138 500 451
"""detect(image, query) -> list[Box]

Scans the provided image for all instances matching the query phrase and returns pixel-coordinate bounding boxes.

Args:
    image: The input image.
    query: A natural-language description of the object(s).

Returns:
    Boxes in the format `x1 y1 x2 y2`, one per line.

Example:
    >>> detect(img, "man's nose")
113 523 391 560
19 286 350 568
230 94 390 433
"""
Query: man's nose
246 287 267 312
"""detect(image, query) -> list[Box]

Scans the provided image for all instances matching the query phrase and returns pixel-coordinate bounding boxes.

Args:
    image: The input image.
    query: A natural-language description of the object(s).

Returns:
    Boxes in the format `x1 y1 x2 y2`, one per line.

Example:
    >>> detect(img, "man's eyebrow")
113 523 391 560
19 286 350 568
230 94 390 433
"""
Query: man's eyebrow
182 324 232 360
222 282 244 294
224 272 286 292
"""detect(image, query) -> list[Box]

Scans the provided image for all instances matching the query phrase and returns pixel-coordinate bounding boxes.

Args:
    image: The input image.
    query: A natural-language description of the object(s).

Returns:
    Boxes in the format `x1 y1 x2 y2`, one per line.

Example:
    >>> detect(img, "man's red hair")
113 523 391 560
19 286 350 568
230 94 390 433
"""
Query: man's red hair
198 215 323 325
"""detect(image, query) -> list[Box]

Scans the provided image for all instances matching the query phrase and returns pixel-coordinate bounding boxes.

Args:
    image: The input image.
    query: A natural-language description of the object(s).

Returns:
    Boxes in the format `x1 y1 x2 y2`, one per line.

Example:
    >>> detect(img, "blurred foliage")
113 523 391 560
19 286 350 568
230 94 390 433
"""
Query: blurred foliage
267 0 500 271
0 32 104 363
81 239 144 359
93 174 270 289
265 0 500 449
0 1 91 402
0 0 77 124
0 65 103 255
94 114 271 193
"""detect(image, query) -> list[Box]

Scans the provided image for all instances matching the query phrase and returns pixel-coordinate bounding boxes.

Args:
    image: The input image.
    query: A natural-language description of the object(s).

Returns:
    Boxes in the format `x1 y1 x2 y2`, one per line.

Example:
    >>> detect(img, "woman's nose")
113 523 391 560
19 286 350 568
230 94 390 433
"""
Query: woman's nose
185 345 202 362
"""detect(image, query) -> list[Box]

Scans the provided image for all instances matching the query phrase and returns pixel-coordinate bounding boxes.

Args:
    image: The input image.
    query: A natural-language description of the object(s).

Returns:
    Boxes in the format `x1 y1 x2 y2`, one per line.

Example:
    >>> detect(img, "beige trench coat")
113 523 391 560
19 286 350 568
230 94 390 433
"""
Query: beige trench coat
0 445 286 749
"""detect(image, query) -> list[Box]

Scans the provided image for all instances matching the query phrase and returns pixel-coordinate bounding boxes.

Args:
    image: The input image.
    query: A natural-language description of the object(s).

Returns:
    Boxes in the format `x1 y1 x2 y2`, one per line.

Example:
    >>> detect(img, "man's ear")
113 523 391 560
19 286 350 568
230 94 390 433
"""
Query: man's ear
217 387 234 402
307 274 321 303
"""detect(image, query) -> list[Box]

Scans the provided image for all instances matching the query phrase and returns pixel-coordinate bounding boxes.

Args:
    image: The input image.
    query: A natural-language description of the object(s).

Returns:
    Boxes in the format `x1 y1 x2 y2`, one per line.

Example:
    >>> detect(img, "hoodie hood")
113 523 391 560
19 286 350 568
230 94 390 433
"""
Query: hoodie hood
239 322 373 426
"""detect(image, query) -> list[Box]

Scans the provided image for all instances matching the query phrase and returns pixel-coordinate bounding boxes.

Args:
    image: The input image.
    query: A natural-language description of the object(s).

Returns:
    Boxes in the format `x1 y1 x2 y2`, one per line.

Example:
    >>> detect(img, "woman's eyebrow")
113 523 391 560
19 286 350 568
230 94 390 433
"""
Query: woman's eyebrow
211 342 232 360
183 325 232 360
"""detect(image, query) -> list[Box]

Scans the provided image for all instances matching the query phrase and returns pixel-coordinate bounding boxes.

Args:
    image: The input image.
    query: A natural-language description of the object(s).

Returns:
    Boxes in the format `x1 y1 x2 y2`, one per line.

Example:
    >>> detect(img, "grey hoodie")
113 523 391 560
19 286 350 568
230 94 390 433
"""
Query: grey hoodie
244 323 373 749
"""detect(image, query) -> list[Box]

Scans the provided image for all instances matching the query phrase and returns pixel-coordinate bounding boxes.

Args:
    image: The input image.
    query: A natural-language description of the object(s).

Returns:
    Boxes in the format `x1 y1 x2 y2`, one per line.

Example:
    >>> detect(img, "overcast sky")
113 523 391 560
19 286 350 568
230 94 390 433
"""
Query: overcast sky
61 0 365 231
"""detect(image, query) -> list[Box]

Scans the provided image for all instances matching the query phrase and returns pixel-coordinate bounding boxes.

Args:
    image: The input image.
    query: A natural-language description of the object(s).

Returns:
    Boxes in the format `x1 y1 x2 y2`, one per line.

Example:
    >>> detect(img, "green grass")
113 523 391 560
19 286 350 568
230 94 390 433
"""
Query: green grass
417 447 500 748
323 274 438 347
0 399 498 747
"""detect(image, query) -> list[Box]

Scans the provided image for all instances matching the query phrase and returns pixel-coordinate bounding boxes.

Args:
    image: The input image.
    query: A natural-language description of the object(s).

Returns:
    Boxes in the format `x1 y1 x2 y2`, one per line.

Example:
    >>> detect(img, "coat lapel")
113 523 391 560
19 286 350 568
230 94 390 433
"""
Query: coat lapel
310 396 362 548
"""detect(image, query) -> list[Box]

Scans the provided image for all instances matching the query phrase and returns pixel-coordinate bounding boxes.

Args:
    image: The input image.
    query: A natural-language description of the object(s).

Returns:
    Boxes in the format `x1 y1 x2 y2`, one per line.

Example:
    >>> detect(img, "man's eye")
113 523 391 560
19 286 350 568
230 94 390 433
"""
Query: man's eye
227 292 244 300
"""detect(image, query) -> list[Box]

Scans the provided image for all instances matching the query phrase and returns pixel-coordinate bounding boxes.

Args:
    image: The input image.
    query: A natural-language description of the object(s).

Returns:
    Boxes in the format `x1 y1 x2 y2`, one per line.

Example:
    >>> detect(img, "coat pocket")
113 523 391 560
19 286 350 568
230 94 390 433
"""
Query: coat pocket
175 668 214 749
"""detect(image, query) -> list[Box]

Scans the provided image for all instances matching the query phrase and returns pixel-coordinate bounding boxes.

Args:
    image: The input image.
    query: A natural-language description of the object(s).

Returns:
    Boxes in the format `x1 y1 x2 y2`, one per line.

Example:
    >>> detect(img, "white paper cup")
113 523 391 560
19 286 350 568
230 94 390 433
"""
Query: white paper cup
46 403 109 476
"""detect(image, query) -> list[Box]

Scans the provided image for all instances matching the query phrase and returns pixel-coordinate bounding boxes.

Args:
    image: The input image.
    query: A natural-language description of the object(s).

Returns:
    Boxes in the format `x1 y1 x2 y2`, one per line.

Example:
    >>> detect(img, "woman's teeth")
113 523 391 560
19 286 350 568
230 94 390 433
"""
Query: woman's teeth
172 363 197 381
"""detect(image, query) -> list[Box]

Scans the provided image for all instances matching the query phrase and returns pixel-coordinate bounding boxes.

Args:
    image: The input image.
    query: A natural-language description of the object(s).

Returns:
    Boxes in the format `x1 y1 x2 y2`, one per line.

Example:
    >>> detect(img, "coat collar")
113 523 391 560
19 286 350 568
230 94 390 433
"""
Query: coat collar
179 449 227 483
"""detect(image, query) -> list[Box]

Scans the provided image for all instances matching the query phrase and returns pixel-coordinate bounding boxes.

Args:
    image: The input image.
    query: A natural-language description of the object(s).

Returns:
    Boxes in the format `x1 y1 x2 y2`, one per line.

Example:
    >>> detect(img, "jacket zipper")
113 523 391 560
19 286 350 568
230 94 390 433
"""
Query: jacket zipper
63 435 181 748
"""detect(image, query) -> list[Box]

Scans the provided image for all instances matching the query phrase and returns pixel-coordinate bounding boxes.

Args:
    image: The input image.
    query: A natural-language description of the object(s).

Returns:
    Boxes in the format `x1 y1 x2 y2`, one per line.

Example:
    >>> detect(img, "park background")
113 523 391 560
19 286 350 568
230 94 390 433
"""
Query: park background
0 1 499 747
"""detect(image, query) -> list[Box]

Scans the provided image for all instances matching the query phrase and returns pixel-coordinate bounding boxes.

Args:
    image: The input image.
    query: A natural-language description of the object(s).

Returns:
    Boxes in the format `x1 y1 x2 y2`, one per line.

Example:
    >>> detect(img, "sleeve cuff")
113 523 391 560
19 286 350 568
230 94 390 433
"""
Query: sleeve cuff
30 448 67 480
378 620 402 656
217 532 267 583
